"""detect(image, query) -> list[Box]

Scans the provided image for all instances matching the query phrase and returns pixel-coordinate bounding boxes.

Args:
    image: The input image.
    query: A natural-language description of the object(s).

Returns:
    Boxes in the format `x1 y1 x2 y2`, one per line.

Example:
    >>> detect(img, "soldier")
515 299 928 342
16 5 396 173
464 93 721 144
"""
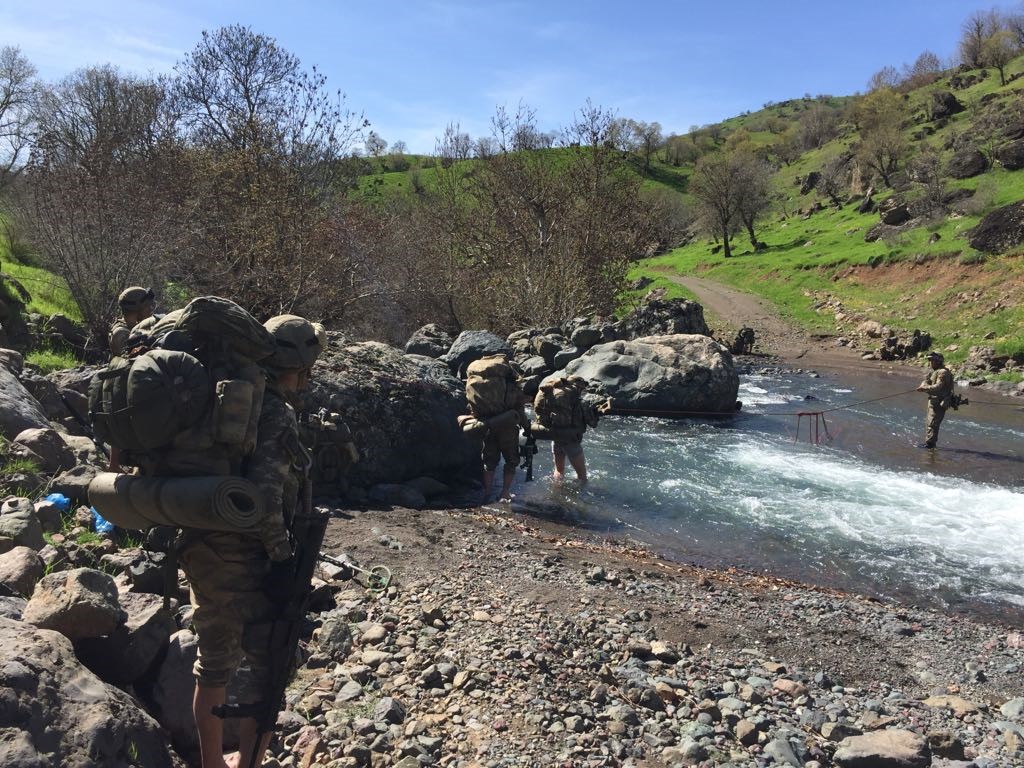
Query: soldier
0 259 32 349
916 351 954 449
109 286 157 357
181 314 323 768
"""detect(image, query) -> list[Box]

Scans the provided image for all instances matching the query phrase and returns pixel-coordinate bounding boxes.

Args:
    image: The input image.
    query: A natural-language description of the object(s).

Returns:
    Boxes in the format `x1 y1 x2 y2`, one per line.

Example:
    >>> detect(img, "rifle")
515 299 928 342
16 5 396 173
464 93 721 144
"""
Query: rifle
60 392 110 459
212 450 329 768
519 431 538 482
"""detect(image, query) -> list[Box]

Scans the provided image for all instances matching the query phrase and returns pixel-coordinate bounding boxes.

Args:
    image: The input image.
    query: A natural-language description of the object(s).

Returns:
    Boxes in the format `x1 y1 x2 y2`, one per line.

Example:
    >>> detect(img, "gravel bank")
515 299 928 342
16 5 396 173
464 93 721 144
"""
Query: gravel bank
266 505 1024 767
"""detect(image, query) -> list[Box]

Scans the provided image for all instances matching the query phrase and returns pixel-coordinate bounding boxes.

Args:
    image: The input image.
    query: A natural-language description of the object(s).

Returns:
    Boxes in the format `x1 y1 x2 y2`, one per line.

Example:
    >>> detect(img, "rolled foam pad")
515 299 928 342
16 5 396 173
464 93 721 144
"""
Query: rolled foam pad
88 472 264 532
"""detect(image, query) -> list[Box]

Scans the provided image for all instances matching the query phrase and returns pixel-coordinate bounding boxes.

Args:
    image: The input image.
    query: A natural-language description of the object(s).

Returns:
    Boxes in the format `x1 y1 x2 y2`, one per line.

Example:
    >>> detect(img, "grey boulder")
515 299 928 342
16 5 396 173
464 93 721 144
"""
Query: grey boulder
0 363 49 440
0 546 44 597
404 323 453 358
562 334 739 415
13 427 76 473
75 592 178 684
440 330 513 375
0 497 46 553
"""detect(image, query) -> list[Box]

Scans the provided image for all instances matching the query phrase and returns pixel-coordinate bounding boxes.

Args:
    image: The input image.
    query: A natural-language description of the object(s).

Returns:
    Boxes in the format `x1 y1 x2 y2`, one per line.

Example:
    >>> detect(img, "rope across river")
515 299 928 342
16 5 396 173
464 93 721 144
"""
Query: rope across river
607 385 1023 444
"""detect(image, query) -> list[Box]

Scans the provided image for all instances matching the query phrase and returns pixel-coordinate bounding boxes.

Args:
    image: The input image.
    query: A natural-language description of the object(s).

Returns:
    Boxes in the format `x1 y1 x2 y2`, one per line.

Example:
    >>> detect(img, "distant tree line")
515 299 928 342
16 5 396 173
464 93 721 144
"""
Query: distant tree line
0 29 659 344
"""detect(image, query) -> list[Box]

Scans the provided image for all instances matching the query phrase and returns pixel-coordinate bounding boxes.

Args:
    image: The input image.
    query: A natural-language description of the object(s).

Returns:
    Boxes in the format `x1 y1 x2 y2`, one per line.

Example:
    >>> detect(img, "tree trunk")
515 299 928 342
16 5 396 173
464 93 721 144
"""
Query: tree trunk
721 226 732 258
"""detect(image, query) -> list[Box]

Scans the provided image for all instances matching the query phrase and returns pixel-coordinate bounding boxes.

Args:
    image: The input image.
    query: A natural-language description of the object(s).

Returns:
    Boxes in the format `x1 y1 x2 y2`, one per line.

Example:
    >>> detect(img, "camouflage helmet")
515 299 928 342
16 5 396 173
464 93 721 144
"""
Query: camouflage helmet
118 286 155 312
264 315 324 370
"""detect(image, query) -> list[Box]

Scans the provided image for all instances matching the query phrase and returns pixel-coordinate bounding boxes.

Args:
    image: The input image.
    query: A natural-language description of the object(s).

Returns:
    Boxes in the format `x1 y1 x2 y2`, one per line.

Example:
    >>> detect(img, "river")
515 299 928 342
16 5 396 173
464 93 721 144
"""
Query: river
507 365 1024 622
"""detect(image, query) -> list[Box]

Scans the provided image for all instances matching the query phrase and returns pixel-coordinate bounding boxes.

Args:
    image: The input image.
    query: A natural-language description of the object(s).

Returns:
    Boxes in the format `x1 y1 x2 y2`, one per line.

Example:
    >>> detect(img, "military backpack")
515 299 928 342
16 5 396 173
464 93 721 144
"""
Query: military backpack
533 376 590 431
88 296 275 456
464 355 523 419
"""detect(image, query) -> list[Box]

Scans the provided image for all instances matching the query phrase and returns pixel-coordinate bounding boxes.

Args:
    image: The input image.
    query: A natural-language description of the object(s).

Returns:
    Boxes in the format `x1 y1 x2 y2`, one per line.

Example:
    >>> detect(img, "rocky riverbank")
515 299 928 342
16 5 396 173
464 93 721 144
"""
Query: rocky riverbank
257 504 1024 768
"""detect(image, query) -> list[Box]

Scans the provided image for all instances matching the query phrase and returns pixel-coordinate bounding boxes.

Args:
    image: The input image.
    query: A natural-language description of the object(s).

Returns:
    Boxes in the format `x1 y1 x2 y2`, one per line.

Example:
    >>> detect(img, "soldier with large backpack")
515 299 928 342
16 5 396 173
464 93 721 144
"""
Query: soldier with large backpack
531 375 610 484
463 354 528 502
108 286 157 358
87 298 327 768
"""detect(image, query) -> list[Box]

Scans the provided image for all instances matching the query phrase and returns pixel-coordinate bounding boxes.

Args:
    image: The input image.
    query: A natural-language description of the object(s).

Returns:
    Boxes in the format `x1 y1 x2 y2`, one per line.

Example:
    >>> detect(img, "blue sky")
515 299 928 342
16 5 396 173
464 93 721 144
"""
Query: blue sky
1 0 1017 153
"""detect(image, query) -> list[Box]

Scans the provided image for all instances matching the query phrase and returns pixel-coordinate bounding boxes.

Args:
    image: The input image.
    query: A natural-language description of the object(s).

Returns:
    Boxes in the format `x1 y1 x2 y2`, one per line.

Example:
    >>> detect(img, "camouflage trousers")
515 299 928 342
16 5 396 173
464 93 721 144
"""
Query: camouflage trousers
179 531 275 690
925 403 947 448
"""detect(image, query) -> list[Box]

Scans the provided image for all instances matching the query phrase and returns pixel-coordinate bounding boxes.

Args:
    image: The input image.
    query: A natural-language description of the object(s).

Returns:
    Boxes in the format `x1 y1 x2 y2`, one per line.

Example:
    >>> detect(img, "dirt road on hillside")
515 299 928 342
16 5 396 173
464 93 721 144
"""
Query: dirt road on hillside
667 273 921 377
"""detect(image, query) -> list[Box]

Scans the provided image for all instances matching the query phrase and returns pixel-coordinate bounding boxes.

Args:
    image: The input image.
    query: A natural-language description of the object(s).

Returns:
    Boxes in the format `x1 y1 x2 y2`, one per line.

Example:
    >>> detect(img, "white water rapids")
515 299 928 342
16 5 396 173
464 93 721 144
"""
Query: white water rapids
510 371 1024 617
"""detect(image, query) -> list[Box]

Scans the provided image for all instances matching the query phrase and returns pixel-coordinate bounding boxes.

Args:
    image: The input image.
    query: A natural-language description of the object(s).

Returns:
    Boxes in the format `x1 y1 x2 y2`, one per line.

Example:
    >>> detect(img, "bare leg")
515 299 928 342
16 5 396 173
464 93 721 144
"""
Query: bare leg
194 684 229 768
568 450 587 484
552 444 565 483
482 469 495 502
500 466 515 501
227 721 272 768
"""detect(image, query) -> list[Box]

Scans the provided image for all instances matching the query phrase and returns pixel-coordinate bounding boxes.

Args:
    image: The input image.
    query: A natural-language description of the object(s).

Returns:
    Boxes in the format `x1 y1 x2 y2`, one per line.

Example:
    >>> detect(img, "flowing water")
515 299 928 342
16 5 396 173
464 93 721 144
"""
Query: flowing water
508 367 1024 621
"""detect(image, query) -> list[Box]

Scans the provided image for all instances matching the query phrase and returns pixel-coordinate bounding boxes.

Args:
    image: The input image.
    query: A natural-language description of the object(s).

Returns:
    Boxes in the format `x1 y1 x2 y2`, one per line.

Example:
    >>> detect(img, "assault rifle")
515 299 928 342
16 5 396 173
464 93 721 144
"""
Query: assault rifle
59 392 110 459
951 393 969 410
519 430 538 482
212 453 329 768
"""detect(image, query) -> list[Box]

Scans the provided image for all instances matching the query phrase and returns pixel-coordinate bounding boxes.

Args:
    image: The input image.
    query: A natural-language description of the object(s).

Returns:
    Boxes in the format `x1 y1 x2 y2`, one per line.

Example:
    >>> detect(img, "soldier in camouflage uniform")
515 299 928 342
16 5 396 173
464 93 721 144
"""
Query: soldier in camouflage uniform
181 314 324 768
0 259 32 350
109 286 156 358
916 351 954 449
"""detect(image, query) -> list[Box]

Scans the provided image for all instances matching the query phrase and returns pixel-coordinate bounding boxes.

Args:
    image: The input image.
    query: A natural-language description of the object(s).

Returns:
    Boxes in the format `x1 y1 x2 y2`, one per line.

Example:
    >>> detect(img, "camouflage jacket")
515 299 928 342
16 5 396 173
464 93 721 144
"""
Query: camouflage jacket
920 367 954 408
246 384 304 562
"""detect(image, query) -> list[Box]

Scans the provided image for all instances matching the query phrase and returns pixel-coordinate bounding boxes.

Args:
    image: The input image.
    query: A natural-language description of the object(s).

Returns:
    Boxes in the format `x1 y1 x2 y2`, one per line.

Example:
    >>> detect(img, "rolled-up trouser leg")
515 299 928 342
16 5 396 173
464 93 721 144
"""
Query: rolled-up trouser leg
180 531 274 689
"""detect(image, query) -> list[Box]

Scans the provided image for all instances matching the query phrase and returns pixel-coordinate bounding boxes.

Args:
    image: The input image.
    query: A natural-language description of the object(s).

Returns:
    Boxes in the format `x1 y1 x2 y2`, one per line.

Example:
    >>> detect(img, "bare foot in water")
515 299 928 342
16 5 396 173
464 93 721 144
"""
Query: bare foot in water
552 471 564 484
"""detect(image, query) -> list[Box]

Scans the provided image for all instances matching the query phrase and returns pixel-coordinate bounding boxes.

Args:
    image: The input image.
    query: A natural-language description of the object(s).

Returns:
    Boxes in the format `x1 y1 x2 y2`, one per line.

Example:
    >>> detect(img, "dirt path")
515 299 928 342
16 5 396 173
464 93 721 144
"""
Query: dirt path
667 273 921 378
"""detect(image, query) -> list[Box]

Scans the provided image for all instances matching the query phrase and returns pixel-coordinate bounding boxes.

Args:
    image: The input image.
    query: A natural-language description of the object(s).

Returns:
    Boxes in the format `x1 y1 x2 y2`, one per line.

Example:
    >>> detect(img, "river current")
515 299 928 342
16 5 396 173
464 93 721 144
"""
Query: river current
508 366 1024 621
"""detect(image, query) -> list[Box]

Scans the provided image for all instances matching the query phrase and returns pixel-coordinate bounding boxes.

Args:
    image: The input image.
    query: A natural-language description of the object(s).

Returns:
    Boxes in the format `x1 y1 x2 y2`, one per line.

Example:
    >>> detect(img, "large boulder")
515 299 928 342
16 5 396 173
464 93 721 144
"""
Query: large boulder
75 592 177 685
946 147 988 179
616 299 711 340
22 567 127 641
306 340 478 487
48 464 103 505
834 729 930 767
0 348 23 374
969 201 1024 254
404 324 453 358
0 616 179 768
997 139 1024 171
0 497 46 554
440 330 513 376
0 363 49 440
0 546 44 597
13 427 75 473
879 199 912 226
930 91 964 120
561 334 739 415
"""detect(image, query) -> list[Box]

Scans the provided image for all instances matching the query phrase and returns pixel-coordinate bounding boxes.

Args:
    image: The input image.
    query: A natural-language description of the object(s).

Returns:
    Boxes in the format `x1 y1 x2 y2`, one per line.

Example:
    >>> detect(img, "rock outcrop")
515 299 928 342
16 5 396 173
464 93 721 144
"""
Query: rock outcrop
0 360 50 440
0 616 180 768
562 334 739 415
616 298 711 339
307 339 477 488
969 201 1024 254
403 323 453 358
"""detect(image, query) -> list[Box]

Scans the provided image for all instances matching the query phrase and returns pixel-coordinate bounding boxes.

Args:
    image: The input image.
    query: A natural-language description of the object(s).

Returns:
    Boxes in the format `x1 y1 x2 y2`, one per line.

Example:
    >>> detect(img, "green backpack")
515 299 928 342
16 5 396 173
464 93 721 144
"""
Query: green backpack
88 296 275 455
465 355 523 419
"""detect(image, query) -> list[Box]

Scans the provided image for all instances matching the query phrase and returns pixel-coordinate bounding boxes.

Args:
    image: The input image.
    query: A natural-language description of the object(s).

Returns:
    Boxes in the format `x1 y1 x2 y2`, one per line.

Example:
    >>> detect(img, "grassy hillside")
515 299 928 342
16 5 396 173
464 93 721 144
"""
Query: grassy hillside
0 226 80 321
624 55 1024 371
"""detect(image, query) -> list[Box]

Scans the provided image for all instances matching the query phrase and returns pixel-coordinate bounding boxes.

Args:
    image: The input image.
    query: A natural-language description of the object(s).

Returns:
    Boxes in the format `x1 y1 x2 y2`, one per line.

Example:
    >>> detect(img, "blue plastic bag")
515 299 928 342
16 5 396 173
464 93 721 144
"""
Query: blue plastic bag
44 493 71 513
91 507 115 534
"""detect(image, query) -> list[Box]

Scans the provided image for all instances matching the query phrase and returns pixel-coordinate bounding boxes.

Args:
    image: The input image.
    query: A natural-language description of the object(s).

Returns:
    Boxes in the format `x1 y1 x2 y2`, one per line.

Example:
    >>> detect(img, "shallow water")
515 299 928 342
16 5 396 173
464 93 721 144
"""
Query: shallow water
510 368 1024 621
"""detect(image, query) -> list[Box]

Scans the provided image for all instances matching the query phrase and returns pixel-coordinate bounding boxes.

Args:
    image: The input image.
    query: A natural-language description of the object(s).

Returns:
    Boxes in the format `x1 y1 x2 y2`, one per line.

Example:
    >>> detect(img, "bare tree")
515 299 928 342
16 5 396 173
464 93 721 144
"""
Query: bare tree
959 9 1002 68
365 131 387 157
18 67 182 341
867 65 901 92
171 25 367 321
907 147 947 218
690 153 743 258
0 47 37 192
902 51 943 89
436 122 472 165
798 104 840 149
734 154 775 250
982 28 1019 85
632 120 663 173
818 155 853 207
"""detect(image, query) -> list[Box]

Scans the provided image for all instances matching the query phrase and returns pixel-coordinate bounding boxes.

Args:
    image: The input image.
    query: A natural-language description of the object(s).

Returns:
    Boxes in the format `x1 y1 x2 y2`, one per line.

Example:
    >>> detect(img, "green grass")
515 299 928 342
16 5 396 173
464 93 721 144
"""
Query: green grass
26 344 80 374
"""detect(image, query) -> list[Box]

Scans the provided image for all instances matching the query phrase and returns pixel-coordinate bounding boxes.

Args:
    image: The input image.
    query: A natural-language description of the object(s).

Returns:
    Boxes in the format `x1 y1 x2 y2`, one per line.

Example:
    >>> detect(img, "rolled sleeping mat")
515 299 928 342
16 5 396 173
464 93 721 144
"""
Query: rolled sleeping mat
88 472 264 532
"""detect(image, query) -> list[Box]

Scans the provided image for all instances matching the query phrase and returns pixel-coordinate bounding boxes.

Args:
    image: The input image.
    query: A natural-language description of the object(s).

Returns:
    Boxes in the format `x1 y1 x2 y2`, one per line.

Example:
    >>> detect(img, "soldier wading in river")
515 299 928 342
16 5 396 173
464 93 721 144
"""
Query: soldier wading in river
916 350 954 449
